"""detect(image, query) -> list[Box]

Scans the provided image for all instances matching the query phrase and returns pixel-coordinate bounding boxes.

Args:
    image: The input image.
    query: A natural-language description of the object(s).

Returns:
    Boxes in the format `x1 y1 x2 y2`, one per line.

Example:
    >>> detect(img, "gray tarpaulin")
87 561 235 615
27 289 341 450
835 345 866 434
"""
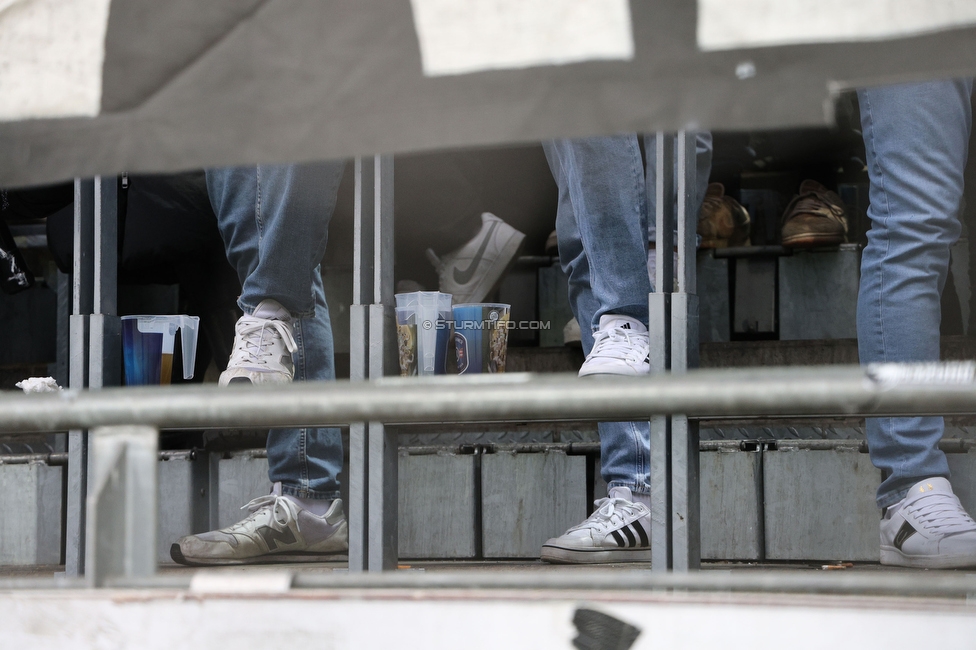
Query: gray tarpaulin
2 0 976 187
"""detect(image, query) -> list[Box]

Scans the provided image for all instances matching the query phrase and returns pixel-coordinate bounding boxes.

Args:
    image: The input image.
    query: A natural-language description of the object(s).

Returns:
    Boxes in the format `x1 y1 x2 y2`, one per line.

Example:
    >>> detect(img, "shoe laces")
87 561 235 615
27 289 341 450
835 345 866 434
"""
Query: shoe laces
909 493 976 536
590 327 648 362
225 494 293 532
568 496 643 533
231 315 297 365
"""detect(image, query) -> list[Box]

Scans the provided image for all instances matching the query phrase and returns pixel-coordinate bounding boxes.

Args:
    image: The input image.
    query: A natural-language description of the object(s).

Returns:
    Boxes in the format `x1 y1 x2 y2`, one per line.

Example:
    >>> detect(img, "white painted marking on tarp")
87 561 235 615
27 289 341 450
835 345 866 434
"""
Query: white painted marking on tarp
410 0 633 77
0 0 111 121
698 0 976 51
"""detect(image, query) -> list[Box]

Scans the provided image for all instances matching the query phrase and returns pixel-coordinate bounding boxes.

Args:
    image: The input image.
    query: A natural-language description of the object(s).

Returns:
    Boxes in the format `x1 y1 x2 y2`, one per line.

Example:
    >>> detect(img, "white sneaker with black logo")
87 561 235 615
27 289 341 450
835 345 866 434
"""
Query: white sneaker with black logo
880 476 976 568
220 299 297 386
541 486 651 564
425 212 525 304
170 483 348 566
578 314 650 377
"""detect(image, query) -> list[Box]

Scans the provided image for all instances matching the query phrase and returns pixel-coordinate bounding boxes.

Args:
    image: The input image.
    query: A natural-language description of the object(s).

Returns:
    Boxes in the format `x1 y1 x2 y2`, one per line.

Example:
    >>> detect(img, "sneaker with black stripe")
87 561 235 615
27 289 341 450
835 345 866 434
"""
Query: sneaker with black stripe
880 477 976 569
541 486 651 564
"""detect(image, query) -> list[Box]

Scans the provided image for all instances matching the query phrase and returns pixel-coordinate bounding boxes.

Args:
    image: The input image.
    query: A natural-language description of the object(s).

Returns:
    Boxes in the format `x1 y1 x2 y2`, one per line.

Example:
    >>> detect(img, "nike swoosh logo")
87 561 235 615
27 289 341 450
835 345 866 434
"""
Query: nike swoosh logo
453 220 499 285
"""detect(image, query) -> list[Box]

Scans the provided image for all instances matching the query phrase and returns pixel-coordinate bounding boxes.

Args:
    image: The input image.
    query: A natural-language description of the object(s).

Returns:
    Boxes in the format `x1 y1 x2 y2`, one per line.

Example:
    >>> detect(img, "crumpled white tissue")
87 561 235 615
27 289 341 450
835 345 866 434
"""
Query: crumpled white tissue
15 376 62 393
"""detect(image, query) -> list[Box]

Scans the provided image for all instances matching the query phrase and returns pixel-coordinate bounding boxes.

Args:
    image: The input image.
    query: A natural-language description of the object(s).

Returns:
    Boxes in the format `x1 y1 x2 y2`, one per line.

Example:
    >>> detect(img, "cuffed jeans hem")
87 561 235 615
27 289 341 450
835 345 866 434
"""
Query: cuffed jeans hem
876 472 951 510
279 485 341 500
607 481 650 496
238 298 315 319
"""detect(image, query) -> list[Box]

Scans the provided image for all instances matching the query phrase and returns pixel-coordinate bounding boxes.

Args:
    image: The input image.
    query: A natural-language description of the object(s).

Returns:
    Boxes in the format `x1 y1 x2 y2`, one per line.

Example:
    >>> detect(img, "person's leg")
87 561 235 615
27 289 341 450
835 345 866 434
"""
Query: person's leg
858 79 976 568
539 137 651 563
172 161 346 565
857 80 971 507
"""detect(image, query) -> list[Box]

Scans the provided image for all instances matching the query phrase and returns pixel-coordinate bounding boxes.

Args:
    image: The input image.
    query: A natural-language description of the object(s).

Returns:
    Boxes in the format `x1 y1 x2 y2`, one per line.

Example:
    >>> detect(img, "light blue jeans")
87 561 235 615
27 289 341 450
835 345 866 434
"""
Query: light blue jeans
206 162 346 500
544 134 712 494
857 79 973 508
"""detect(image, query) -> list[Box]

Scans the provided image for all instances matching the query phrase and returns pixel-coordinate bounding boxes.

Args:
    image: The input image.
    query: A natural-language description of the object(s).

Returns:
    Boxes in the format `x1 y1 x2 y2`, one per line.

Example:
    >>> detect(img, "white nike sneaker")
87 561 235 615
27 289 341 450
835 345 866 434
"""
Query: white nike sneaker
219 299 297 386
880 477 976 569
170 483 348 566
425 212 525 304
541 486 651 564
578 315 650 377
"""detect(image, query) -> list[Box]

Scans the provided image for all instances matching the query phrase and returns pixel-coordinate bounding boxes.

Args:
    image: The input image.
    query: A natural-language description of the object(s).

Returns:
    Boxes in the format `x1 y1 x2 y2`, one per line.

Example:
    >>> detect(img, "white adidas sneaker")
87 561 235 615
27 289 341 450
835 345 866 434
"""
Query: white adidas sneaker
578 315 650 377
541 486 651 564
425 212 525 304
219 299 298 386
880 477 976 569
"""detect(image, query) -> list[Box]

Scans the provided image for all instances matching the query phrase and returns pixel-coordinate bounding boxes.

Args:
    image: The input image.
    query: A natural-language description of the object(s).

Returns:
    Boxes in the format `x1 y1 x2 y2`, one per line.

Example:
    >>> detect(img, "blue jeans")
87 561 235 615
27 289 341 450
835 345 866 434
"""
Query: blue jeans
206 162 346 500
857 80 973 508
544 134 712 494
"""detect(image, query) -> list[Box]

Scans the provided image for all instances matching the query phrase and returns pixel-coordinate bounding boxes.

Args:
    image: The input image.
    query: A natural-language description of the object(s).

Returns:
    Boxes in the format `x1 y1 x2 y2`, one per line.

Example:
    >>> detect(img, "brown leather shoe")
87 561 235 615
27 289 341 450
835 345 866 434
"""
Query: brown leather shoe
781 180 848 248
697 183 751 249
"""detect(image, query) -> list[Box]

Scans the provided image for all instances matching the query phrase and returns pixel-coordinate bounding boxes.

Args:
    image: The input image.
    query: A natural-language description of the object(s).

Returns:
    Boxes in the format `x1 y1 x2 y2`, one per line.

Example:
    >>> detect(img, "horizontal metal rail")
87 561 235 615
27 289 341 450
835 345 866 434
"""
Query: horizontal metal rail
4 569 975 600
1 363 976 434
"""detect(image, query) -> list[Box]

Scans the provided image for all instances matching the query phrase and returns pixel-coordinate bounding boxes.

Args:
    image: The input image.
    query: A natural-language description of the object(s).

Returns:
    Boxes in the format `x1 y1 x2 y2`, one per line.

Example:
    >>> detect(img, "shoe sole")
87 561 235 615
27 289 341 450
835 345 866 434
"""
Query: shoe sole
540 545 651 564
781 232 844 248
578 366 649 378
456 231 526 304
170 543 347 567
880 545 976 569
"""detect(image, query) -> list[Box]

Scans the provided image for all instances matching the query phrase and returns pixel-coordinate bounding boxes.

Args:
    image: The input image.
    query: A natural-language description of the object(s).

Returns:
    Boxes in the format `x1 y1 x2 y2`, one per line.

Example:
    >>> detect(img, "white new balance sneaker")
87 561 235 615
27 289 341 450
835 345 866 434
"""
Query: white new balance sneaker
219 299 297 386
425 212 525 304
170 483 348 566
541 486 651 564
880 477 976 569
578 315 650 377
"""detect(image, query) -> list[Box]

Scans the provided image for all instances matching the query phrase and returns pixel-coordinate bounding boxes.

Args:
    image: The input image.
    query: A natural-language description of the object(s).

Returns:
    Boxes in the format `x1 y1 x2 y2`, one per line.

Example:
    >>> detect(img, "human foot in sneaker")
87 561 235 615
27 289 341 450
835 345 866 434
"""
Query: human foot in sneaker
541 486 650 564
880 477 976 569
170 483 348 566
578 315 650 377
219 299 297 386
425 212 525 304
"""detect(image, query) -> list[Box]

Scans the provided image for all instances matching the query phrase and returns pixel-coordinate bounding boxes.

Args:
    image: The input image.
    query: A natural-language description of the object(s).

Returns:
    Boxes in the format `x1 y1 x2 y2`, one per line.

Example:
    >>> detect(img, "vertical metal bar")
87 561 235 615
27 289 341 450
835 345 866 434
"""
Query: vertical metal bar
676 132 697 296
655 133 675 294
367 422 398 571
368 155 398 571
670 131 701 572
89 176 121 390
65 178 94 578
349 157 376 573
86 425 158 587
650 133 675 572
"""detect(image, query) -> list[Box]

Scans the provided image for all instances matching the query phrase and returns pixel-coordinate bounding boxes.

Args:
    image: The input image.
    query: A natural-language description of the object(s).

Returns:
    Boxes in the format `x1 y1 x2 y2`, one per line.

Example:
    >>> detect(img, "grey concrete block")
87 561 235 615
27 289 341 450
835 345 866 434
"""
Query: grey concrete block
0 462 62 566
701 450 762 561
398 453 477 558
947 451 976 515
779 246 860 340
764 449 880 561
482 450 586 558
217 455 270 528
697 252 730 343
156 456 210 564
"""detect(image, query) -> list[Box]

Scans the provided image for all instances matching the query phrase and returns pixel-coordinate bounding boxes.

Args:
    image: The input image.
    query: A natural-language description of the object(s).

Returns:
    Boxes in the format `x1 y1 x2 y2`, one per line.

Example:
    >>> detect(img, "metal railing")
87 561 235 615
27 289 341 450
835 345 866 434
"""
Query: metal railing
5 361 976 587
